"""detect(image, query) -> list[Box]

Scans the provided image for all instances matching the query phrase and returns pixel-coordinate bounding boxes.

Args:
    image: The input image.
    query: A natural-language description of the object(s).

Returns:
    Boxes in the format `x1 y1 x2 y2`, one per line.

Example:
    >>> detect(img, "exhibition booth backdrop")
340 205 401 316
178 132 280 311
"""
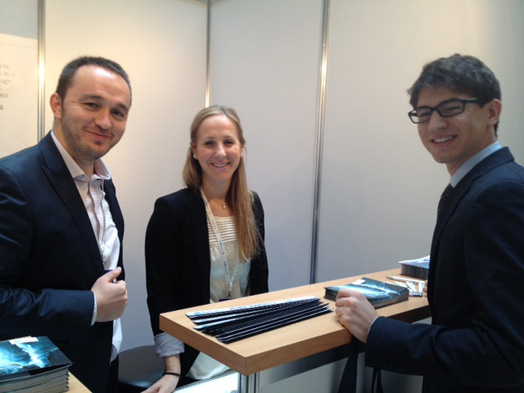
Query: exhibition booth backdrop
2 0 523 371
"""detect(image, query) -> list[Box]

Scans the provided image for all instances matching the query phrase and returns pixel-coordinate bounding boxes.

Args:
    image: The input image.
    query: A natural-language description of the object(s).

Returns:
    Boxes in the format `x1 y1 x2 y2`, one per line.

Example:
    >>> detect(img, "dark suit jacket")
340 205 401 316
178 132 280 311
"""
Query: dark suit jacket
366 148 524 392
0 133 124 393
145 187 269 376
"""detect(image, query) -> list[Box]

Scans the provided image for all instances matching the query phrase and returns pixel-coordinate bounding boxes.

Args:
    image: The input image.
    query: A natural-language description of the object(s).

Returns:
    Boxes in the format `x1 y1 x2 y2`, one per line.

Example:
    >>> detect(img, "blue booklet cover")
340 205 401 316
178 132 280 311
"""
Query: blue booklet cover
324 277 409 308
0 336 72 391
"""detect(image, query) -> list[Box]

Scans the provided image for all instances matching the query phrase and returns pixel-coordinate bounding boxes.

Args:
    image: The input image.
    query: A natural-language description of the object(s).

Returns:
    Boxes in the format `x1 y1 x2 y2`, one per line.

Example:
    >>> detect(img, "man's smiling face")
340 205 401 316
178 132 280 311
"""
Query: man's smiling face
416 86 499 175
50 64 131 175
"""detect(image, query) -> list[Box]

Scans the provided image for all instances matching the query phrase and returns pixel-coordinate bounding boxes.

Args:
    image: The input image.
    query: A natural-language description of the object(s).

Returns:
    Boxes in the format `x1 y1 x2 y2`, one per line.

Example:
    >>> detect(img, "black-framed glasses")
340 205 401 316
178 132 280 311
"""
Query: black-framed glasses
408 98 484 124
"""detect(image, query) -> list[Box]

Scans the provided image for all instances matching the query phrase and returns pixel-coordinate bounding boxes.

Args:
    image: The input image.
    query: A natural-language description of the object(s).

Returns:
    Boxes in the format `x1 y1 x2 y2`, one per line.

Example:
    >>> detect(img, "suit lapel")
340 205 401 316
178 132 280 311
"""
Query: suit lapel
188 189 212 302
38 133 106 275
104 178 125 273
430 148 514 276
104 180 124 243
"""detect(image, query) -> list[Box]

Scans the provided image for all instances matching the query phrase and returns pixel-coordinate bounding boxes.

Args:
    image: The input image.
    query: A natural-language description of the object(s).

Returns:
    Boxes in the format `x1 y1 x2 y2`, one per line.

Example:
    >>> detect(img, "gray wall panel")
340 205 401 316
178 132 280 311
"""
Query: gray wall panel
208 0 325 290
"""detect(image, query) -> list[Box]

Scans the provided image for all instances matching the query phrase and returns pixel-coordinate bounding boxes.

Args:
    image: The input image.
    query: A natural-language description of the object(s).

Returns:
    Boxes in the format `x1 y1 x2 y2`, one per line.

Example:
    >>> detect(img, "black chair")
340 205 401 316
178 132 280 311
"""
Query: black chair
118 345 164 393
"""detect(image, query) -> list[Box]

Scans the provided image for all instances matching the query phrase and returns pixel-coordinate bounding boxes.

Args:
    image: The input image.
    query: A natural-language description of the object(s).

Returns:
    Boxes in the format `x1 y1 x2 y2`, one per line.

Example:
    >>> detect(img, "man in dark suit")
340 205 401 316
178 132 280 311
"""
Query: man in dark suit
0 56 131 393
335 54 524 392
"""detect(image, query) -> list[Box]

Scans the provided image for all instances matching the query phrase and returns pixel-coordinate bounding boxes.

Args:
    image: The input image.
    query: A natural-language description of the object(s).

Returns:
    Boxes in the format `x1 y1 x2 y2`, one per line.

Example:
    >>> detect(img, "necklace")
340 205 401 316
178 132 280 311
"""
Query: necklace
200 188 235 299
211 198 227 209
201 188 227 209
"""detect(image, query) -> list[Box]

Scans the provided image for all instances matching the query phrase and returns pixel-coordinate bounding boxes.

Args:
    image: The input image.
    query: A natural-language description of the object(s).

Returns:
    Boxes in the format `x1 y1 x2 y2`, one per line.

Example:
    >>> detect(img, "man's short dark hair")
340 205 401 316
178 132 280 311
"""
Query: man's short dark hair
408 54 500 109
55 56 132 105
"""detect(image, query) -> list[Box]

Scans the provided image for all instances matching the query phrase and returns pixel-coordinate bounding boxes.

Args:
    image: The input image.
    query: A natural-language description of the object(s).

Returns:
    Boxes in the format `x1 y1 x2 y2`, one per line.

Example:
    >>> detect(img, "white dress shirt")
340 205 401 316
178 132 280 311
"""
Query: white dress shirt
51 131 122 362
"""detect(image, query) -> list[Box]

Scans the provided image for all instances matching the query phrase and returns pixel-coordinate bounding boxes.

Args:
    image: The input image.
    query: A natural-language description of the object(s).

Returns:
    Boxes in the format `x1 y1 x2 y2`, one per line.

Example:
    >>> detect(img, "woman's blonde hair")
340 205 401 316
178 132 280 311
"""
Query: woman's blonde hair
183 105 261 261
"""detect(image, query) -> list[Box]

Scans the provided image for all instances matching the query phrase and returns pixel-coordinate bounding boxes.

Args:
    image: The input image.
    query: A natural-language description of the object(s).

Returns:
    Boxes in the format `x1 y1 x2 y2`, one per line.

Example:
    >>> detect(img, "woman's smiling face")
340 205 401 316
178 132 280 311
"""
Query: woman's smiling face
192 114 244 191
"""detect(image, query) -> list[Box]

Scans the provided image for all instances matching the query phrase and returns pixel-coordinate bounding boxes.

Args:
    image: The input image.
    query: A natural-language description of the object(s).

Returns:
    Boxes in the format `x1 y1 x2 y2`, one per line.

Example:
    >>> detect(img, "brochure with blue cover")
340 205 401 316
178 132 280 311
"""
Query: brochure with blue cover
324 277 409 308
0 336 71 393
399 256 430 280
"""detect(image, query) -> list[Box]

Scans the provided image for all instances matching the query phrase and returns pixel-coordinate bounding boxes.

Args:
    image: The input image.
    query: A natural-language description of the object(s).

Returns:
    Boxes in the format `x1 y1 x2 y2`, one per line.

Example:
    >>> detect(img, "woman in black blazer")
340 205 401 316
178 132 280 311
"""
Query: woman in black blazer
145 105 269 392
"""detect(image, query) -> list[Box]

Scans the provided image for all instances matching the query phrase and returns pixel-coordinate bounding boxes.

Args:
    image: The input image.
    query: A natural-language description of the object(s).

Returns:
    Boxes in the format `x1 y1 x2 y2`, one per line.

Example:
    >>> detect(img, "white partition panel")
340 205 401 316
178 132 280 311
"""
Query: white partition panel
0 0 37 38
208 0 325 290
45 0 207 349
317 0 524 283
0 0 38 157
477 0 524 160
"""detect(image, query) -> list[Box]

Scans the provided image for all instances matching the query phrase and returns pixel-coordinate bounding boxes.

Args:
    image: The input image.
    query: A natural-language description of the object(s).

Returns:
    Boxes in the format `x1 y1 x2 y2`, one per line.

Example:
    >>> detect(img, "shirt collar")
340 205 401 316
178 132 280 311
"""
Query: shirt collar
50 130 111 180
450 141 501 187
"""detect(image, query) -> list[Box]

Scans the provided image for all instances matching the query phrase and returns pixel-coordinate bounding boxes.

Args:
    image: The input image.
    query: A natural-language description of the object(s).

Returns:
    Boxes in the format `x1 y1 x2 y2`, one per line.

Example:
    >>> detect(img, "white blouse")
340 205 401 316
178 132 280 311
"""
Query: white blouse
208 215 251 302
188 215 251 380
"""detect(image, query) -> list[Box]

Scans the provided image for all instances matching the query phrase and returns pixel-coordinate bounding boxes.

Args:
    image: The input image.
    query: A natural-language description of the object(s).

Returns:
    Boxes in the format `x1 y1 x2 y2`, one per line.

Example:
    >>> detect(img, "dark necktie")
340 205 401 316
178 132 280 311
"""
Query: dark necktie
438 184 454 218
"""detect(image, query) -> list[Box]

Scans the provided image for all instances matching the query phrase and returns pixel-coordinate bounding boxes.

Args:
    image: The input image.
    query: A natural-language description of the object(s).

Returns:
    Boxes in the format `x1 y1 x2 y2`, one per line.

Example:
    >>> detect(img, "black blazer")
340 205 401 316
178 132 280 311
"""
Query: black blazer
145 187 269 375
366 148 524 392
0 133 125 393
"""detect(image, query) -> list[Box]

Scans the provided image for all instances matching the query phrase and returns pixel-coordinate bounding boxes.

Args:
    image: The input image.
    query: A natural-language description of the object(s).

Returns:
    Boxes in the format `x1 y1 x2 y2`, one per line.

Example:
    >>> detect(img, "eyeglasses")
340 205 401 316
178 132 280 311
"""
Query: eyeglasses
408 98 483 124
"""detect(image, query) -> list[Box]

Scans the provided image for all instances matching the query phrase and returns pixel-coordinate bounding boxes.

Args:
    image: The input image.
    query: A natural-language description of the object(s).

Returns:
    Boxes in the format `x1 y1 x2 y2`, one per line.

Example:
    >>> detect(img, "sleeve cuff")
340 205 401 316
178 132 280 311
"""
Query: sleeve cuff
154 332 185 357
91 291 97 325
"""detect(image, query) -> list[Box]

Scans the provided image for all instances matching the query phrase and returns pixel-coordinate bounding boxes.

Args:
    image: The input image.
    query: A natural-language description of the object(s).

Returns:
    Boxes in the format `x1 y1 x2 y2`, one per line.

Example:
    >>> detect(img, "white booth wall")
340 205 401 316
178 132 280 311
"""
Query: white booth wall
0 0 39 156
3 2 524 391
318 0 524 280
208 0 324 289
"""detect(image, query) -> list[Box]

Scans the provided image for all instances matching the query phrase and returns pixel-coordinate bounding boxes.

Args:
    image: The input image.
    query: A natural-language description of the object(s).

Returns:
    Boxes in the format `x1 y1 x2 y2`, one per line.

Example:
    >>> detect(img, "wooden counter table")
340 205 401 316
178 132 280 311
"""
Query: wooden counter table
160 268 430 392
69 373 89 393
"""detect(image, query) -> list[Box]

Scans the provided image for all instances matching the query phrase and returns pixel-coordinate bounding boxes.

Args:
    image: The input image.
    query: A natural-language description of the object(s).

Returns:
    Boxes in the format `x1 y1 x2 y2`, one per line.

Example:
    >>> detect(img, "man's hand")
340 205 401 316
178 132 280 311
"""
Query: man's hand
334 288 379 343
91 267 128 322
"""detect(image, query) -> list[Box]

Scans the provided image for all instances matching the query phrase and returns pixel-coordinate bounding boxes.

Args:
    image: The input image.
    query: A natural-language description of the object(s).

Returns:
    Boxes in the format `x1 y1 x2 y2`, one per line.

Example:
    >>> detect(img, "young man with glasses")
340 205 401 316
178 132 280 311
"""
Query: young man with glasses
335 54 524 392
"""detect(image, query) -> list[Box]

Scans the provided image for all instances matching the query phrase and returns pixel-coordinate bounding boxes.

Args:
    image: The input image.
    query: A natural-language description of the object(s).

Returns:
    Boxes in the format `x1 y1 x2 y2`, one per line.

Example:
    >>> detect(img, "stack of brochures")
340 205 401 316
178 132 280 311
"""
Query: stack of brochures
324 277 409 308
186 297 331 343
398 256 430 279
0 336 72 393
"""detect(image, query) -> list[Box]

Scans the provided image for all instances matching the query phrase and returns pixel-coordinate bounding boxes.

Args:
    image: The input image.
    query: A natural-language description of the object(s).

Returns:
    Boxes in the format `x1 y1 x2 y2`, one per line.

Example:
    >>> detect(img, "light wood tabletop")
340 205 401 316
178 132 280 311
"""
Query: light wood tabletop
69 373 89 392
160 268 430 376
